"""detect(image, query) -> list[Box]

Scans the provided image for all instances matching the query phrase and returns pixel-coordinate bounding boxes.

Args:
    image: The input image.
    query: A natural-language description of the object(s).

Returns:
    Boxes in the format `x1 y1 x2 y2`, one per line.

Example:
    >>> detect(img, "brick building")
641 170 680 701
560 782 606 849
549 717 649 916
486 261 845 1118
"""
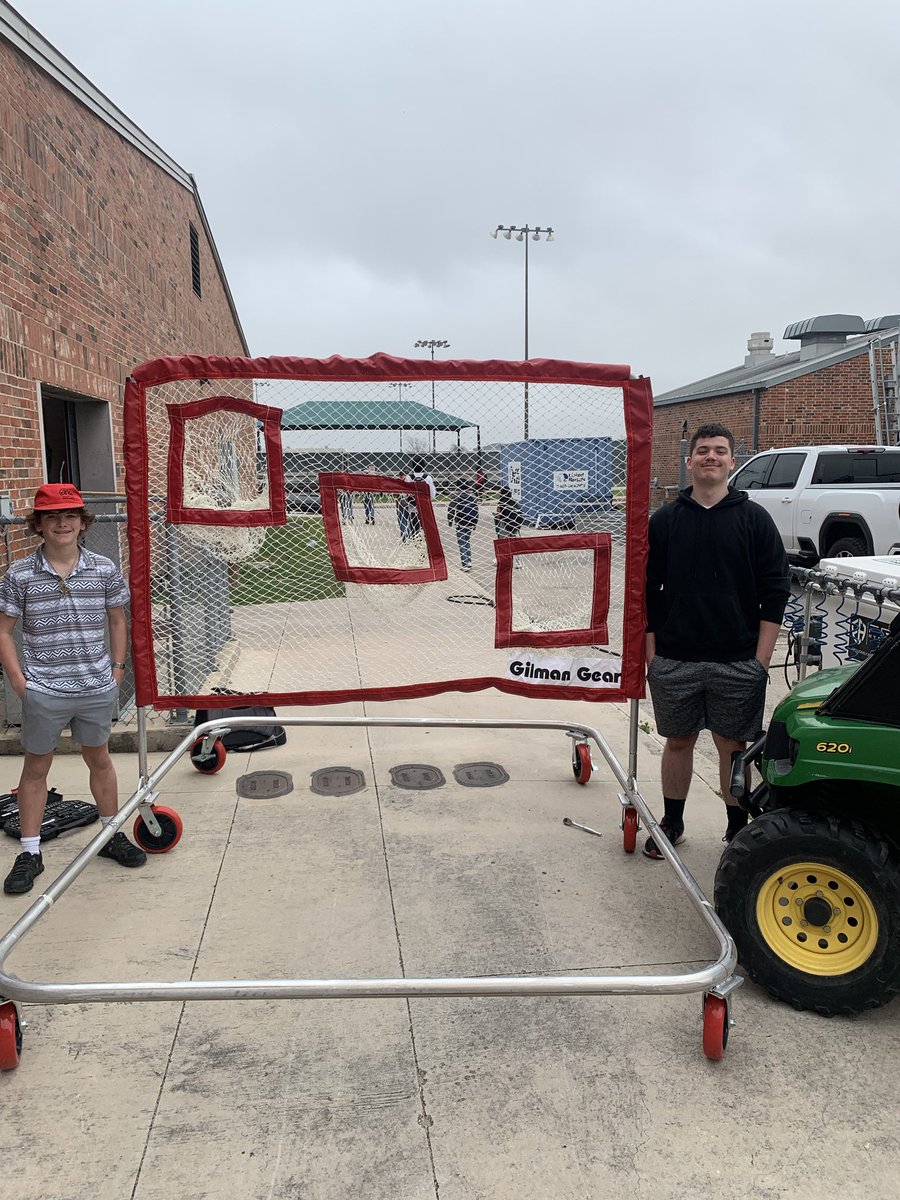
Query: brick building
0 3 248 524
651 315 900 501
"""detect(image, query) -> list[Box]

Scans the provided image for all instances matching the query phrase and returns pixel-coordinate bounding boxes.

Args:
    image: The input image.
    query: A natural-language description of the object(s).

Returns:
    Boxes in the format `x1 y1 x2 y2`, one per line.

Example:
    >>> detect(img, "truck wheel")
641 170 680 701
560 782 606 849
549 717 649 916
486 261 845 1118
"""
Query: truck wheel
824 536 867 558
714 809 900 1015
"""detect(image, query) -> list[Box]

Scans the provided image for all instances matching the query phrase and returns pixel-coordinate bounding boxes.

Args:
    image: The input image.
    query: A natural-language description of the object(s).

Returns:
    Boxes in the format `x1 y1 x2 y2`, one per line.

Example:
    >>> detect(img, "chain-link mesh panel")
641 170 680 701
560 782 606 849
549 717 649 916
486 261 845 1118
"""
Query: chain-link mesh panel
125 355 652 707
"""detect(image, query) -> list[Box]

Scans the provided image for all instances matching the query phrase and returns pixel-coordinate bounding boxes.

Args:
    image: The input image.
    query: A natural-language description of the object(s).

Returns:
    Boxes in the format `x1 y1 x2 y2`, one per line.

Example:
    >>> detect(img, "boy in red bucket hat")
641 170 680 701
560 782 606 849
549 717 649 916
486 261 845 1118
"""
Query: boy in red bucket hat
0 484 146 894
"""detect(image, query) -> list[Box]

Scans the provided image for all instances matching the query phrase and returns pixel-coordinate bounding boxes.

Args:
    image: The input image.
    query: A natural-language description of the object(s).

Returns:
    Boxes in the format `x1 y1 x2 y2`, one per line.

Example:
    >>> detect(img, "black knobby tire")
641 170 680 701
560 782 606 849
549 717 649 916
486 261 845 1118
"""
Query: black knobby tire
715 809 900 1015
824 536 867 558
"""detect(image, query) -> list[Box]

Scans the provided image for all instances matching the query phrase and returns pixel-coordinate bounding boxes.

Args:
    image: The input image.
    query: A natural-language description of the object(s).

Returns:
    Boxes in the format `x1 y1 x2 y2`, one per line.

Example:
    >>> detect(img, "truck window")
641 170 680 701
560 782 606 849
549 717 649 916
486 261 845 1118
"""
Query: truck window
813 454 860 484
732 455 771 490
763 453 804 489
873 456 900 483
812 452 900 485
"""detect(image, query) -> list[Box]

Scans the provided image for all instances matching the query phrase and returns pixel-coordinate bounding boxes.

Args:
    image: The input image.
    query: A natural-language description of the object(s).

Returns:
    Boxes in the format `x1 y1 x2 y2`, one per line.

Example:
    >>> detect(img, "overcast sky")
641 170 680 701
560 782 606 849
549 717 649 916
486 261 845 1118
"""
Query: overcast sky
19 0 900 394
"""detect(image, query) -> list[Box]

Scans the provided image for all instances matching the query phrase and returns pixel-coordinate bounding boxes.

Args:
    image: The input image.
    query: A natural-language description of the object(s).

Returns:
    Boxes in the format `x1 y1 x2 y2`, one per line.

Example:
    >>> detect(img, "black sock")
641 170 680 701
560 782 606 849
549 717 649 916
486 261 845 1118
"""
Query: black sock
726 807 749 837
663 797 686 826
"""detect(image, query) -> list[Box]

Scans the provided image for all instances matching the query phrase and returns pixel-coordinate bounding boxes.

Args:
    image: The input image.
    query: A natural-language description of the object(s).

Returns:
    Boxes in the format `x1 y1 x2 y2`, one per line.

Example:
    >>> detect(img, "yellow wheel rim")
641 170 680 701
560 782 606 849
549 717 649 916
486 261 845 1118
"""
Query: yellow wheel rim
756 861 879 977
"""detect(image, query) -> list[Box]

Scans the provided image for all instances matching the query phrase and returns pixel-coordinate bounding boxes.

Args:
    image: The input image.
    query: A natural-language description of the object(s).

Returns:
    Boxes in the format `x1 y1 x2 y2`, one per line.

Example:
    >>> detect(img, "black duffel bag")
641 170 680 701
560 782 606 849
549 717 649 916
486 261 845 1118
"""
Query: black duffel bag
193 698 286 753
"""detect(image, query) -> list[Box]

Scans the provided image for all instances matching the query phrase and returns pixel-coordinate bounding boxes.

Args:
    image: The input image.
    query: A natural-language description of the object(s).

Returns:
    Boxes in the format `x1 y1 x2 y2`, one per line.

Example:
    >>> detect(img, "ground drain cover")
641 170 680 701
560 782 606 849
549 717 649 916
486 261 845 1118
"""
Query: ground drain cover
310 767 366 796
389 764 446 790
453 762 510 787
236 771 294 799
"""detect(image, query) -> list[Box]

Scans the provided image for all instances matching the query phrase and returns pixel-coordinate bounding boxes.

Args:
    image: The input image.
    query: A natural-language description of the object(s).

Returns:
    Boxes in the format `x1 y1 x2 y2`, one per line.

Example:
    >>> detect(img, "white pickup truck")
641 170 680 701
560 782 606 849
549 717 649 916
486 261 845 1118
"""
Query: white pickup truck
729 445 900 561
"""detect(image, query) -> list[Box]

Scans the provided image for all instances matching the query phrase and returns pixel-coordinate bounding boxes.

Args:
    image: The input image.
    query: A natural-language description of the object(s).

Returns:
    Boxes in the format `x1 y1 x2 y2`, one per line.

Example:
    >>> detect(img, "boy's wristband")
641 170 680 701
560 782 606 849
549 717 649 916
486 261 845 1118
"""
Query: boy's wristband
111 661 126 670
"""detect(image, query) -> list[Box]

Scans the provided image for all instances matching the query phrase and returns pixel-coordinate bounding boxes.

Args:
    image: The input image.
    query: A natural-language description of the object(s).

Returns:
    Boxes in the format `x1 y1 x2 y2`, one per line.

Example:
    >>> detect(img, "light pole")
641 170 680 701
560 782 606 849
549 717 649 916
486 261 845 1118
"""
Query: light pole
414 338 450 452
491 224 554 440
388 381 413 452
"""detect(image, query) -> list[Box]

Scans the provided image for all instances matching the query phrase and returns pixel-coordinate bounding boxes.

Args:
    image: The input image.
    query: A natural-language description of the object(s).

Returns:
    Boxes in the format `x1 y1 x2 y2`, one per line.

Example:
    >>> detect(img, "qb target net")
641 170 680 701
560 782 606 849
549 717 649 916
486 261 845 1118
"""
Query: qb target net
124 355 652 710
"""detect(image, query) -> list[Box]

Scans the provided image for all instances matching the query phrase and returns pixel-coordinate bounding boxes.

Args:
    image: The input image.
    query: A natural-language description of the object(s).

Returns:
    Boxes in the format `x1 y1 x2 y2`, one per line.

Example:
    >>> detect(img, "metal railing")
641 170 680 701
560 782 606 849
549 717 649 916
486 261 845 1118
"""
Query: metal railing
783 564 900 684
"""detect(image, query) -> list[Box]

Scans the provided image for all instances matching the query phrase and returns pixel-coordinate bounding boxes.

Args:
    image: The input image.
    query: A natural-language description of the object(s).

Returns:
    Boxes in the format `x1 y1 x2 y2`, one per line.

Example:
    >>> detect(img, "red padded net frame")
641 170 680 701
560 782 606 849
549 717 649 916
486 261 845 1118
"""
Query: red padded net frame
124 354 652 709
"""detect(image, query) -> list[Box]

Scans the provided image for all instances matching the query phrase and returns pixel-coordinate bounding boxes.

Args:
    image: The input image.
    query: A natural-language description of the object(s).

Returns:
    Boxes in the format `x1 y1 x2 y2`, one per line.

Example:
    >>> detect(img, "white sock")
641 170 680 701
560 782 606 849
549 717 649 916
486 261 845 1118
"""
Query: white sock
21 836 41 856
100 815 115 828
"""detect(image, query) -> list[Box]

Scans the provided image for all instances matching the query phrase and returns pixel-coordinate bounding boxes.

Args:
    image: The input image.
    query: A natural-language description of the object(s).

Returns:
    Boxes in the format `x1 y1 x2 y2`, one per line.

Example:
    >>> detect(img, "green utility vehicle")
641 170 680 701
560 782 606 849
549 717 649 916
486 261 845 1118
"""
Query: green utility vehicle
715 616 900 1015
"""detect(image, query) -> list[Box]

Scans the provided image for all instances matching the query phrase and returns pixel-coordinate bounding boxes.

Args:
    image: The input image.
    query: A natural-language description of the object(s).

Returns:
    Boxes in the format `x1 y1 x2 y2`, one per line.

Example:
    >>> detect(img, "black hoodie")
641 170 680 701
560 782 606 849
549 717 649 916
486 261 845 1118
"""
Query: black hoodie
645 486 790 663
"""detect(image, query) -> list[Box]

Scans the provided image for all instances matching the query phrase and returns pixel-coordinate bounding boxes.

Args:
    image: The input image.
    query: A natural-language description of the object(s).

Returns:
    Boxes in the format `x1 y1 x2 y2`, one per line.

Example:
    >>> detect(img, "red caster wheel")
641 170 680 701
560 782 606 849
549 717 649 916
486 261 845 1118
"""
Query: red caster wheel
702 994 729 1061
622 806 639 853
133 805 183 854
0 1001 23 1071
190 737 226 774
572 742 592 785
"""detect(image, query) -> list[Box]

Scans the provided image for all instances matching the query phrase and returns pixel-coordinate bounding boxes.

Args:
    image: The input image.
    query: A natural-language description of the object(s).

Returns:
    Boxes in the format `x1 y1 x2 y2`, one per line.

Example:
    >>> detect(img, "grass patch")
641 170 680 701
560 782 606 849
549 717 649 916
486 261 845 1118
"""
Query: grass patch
230 517 345 606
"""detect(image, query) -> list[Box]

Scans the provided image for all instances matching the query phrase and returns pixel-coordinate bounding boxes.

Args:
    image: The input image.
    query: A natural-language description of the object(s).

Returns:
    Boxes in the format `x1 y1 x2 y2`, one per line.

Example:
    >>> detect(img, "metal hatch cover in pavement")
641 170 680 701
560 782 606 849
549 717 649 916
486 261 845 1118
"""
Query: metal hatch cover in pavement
309 767 366 796
389 764 446 790
236 771 294 799
453 762 510 787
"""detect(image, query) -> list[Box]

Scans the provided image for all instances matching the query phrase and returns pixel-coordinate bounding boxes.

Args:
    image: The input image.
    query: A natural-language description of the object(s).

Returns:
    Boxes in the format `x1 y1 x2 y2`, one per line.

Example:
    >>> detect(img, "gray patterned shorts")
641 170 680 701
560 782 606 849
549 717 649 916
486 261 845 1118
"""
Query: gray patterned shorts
21 685 118 755
646 656 768 741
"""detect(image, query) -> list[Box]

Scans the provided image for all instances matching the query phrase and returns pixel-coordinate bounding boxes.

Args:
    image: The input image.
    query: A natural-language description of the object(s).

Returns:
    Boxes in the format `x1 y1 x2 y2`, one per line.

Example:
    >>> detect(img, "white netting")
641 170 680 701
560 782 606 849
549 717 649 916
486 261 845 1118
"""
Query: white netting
128 361 646 703
508 548 603 637
178 405 269 562
338 487 430 608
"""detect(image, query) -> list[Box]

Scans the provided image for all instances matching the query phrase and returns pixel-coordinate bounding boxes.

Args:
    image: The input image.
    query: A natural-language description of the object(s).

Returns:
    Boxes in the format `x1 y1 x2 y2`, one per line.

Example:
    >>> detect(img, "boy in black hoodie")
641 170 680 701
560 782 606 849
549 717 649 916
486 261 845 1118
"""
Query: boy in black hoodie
643 423 789 858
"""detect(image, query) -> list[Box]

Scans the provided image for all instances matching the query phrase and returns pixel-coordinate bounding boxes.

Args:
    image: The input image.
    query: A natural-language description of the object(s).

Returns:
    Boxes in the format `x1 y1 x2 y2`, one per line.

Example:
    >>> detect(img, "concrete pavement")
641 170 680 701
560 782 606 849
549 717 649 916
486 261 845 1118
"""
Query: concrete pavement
0 686 898 1199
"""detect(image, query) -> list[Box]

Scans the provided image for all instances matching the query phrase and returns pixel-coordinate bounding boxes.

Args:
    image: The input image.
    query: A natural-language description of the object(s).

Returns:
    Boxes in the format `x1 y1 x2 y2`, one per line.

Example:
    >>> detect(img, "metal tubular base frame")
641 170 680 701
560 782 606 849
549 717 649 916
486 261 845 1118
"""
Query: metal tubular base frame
0 715 739 1010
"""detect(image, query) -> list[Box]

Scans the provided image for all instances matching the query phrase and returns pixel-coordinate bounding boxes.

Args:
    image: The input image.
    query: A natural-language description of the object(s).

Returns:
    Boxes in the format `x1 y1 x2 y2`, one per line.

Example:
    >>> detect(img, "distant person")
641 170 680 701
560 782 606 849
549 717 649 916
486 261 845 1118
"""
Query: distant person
403 459 436 539
475 467 486 491
495 487 524 539
363 464 377 524
396 474 413 541
447 478 480 571
0 484 147 895
339 489 354 523
643 423 790 859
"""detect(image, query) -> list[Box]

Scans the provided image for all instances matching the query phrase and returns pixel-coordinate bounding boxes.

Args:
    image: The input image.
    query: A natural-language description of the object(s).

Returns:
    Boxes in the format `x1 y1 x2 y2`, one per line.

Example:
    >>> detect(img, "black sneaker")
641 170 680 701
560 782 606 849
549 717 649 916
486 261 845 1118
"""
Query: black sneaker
98 831 147 868
643 818 685 860
722 822 750 848
4 851 44 895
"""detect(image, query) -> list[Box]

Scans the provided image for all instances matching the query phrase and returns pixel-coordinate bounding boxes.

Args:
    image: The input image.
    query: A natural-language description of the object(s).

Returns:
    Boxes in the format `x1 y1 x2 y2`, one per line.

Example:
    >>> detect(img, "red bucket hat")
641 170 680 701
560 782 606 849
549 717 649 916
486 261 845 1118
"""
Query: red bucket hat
33 483 85 511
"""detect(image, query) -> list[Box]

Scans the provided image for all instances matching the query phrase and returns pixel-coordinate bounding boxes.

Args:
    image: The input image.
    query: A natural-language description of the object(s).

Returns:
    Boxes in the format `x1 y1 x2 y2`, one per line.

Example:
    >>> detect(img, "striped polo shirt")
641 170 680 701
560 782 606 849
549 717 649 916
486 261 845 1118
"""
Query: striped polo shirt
0 545 130 696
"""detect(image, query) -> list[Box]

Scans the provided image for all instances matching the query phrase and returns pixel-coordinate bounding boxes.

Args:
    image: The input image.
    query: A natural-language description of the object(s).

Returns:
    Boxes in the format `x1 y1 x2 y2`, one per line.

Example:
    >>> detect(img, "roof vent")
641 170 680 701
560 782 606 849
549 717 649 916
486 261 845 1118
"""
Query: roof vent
782 314 865 361
744 331 774 367
864 315 900 333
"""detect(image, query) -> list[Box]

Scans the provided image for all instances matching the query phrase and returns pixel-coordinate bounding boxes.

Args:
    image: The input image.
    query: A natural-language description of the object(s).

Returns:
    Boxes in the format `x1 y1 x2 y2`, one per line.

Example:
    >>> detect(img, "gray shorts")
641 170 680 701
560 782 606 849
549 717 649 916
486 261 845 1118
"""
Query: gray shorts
646 656 768 742
21 686 118 755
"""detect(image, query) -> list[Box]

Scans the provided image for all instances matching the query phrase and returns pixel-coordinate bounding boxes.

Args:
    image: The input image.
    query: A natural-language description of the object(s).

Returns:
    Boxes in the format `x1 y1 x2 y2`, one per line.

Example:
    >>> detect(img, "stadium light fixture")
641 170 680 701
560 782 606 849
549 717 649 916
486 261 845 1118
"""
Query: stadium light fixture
414 338 450 451
491 224 556 439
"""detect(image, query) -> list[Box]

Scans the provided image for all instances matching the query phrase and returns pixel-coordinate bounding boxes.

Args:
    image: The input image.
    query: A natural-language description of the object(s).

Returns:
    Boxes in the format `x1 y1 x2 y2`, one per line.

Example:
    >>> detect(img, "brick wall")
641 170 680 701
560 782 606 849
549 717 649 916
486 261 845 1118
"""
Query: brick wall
650 352 878 504
0 37 247 522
